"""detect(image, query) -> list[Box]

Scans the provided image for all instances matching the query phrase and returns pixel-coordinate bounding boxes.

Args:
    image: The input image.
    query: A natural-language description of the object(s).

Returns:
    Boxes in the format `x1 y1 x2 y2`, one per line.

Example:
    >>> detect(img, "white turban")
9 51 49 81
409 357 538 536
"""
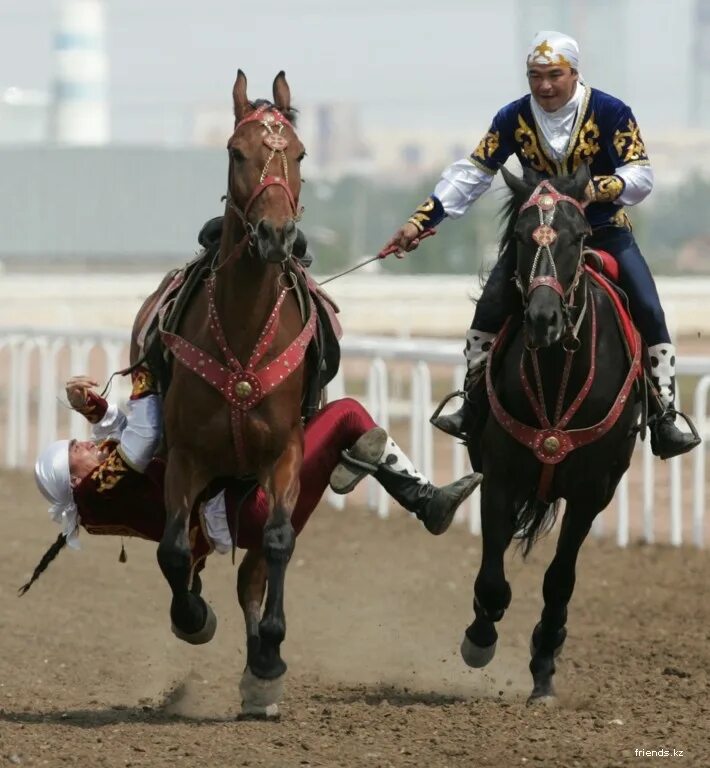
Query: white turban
34 440 81 549
527 31 580 71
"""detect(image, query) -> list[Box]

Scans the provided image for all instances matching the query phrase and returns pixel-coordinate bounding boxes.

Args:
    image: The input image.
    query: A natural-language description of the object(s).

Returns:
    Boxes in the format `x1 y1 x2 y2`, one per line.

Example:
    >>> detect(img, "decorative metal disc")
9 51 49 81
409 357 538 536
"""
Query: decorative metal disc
234 380 253 399
532 224 557 247
264 133 288 151
537 194 555 211
542 436 561 455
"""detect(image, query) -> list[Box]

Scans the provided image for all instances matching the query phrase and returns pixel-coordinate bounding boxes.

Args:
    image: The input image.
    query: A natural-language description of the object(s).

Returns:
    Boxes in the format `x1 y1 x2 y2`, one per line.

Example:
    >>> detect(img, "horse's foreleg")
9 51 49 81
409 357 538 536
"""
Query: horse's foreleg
528 503 596 704
251 428 301 681
237 548 268 667
237 549 280 719
461 477 516 668
157 449 216 644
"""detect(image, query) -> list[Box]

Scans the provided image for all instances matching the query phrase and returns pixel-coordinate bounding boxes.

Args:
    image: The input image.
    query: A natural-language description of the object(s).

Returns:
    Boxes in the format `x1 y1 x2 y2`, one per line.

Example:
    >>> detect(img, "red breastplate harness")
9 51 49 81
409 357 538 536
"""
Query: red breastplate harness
160 255 316 467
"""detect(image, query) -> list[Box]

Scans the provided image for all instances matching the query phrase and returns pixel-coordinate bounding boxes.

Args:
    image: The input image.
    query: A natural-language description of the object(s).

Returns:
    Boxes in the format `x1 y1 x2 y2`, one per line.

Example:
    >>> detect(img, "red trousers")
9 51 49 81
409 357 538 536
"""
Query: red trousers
231 397 376 549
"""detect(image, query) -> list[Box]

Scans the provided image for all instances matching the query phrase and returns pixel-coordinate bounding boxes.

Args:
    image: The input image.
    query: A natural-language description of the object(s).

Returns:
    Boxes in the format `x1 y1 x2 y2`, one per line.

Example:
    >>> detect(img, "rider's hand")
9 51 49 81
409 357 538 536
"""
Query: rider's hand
380 222 422 258
65 375 99 410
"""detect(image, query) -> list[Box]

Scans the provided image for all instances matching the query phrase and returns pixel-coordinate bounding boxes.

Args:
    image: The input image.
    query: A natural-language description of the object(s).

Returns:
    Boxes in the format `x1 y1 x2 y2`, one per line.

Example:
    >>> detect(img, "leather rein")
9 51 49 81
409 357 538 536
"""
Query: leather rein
487 181 641 501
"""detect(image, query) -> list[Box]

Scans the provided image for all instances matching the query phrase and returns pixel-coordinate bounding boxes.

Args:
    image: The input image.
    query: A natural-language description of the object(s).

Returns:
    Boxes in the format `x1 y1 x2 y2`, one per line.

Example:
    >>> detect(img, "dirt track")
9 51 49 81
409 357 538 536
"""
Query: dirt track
1 469 709 767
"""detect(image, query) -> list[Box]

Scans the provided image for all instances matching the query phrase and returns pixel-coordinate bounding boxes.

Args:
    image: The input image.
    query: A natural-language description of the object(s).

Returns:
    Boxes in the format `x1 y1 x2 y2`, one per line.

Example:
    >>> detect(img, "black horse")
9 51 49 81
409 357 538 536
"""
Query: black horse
460 163 643 704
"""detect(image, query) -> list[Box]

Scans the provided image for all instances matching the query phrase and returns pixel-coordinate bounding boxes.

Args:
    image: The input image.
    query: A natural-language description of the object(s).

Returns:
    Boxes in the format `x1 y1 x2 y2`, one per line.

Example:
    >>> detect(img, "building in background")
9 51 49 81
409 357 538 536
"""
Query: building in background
50 0 109 145
0 88 49 143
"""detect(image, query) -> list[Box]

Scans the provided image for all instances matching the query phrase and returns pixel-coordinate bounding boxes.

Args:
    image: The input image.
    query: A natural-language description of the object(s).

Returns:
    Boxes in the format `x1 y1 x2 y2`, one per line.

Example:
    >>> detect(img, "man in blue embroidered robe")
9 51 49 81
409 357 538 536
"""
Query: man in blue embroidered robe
383 30 699 460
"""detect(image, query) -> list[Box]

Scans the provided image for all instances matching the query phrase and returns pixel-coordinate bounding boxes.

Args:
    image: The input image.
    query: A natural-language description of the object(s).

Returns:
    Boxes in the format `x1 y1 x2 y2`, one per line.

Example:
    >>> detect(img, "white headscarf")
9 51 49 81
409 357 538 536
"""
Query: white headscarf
527 31 580 72
34 440 81 549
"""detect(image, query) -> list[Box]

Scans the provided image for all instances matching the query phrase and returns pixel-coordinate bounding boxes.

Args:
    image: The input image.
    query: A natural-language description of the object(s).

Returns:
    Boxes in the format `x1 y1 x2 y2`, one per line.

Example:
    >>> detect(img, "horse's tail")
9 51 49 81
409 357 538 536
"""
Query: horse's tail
513 497 561 557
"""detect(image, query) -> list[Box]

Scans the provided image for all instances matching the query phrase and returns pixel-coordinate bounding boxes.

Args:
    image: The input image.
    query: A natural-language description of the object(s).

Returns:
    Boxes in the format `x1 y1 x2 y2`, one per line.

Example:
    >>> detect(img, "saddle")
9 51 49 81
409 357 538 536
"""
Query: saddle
136 220 341 422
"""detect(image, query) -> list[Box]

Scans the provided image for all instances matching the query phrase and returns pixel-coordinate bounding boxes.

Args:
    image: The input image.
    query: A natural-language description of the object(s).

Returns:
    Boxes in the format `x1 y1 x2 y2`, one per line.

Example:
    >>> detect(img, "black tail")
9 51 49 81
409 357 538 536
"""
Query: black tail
514 497 560 557
17 533 67 596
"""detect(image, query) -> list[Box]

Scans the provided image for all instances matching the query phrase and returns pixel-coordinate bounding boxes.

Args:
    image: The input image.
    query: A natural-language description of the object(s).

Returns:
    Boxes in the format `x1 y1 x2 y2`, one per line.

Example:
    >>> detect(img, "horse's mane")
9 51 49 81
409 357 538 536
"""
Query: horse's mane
250 99 298 126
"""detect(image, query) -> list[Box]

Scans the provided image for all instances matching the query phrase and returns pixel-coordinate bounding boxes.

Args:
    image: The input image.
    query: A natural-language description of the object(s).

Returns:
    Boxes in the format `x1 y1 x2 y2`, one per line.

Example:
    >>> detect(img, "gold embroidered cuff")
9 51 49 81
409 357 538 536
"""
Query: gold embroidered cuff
407 196 445 232
592 175 625 203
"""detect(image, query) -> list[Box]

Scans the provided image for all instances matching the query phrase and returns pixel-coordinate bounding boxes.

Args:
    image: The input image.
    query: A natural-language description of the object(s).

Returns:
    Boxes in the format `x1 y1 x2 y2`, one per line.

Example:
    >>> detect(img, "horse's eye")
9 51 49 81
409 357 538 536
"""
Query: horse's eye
230 148 246 162
297 152 307 163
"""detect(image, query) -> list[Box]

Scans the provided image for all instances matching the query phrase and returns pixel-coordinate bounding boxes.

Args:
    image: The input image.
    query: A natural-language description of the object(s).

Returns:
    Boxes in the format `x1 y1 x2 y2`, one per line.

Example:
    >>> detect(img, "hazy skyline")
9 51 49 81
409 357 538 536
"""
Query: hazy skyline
0 0 699 143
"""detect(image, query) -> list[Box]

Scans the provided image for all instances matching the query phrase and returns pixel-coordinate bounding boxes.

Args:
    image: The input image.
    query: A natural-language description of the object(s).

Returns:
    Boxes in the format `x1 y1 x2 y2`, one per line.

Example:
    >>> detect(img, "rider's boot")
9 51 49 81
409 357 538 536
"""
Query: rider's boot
647 343 701 459
430 329 496 440
329 428 481 535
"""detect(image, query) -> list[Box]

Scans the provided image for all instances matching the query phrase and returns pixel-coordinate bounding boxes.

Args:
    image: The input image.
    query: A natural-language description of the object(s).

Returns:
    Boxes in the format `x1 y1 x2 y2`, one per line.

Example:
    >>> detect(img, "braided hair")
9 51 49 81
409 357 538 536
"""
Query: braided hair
17 533 67 596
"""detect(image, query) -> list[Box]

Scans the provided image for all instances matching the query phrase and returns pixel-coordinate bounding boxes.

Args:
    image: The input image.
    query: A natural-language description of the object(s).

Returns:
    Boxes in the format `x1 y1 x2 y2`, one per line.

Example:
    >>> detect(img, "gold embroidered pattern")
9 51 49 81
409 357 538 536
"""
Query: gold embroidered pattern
592 175 625 203
130 366 158 399
514 115 555 175
571 113 601 170
90 448 130 493
528 40 573 68
472 130 500 163
613 120 648 163
83 523 152 540
408 197 436 232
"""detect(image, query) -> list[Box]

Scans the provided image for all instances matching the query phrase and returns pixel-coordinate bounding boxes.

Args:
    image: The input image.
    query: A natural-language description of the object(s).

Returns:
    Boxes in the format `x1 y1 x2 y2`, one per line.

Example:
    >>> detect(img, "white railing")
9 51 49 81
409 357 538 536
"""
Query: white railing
1 327 708 548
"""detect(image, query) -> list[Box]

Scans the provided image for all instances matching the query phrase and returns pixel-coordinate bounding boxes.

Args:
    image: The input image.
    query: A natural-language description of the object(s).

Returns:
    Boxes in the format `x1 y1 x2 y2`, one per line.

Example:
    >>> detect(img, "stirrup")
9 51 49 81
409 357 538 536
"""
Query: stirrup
666 408 702 443
429 390 466 427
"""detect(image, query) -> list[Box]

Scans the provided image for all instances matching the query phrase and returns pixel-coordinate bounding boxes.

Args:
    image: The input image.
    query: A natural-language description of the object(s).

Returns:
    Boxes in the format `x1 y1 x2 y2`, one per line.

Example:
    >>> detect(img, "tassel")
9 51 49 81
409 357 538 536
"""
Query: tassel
118 539 127 563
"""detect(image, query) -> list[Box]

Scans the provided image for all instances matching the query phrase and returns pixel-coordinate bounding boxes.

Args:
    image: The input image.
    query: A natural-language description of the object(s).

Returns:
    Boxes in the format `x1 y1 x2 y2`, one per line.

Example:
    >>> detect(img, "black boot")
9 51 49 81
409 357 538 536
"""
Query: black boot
646 344 702 460
374 465 482 535
650 411 701 460
431 329 495 440
430 399 469 440
329 428 482 534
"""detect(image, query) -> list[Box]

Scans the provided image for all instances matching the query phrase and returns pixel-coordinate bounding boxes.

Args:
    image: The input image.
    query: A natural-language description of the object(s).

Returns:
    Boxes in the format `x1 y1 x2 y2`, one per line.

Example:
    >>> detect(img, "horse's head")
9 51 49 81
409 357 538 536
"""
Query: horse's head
501 163 592 349
226 70 306 263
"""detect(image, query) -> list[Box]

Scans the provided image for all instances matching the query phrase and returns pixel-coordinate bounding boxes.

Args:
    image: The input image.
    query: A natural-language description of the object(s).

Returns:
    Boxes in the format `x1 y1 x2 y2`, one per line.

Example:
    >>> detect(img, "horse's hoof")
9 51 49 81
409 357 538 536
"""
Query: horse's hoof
460 633 497 668
171 600 217 645
526 693 558 708
239 667 285 720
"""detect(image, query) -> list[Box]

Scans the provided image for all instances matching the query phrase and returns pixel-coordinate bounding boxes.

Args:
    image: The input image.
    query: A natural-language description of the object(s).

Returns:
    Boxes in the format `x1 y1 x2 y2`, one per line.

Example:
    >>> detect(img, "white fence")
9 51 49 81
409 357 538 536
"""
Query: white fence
1 327 709 548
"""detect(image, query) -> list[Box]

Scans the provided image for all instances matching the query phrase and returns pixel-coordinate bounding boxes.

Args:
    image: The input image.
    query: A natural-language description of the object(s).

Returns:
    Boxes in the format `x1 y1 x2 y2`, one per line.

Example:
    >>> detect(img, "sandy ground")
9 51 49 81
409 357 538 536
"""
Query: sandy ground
1 469 709 767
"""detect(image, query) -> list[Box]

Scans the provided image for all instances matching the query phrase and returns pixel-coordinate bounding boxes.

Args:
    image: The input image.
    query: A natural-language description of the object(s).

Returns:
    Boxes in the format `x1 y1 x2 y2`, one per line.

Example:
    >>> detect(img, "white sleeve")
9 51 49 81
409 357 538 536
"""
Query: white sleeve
90 404 127 442
616 164 654 207
434 158 496 219
116 394 163 472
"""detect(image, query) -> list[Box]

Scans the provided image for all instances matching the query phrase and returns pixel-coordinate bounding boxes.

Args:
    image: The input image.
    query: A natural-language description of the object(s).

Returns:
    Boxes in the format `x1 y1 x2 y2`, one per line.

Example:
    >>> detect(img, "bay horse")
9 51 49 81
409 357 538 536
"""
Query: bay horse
131 71 312 717
460 163 642 704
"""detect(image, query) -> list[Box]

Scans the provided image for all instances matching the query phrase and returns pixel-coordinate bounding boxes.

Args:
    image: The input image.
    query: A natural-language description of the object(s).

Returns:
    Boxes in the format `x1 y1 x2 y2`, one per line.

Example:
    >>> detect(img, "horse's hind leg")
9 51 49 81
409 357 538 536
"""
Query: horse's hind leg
528 502 596 705
157 449 217 644
461 477 516 668
245 427 301 708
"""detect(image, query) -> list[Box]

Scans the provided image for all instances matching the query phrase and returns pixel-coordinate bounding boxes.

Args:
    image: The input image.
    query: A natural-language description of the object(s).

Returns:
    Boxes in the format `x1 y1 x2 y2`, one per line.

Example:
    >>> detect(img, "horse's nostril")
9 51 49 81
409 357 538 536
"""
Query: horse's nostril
283 220 296 238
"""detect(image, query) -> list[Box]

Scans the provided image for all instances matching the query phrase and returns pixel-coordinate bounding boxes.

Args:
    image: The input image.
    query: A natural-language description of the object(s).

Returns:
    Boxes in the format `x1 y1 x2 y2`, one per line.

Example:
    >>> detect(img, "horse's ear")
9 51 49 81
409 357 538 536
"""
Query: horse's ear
522 167 544 186
499 164 531 199
571 162 592 201
233 69 250 122
272 71 291 113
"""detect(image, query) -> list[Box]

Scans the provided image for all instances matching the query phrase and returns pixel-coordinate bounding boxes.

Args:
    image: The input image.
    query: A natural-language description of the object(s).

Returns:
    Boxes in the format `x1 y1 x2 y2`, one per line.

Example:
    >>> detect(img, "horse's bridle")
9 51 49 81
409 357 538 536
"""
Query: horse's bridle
225 105 302 253
515 180 591 345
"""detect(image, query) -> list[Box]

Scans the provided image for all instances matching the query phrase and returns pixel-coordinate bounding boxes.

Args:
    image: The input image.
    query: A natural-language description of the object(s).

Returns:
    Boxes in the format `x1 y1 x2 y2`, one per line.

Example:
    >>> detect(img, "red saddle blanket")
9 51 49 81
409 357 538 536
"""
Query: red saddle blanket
583 249 639 359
